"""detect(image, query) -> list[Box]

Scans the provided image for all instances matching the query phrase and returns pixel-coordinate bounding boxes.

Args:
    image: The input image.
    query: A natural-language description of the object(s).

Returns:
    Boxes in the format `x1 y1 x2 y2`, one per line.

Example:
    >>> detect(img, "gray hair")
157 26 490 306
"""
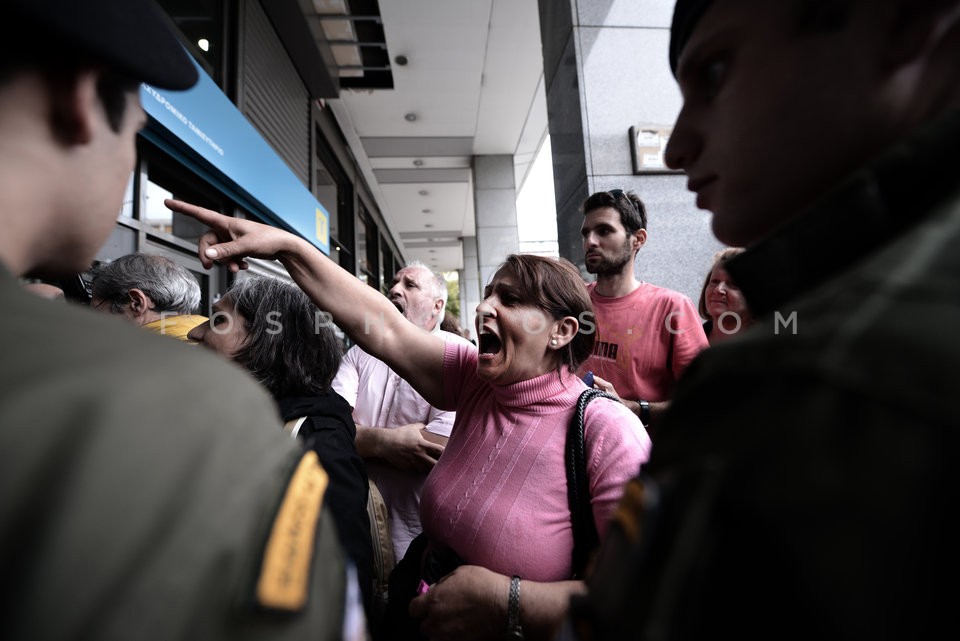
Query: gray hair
91 253 201 314
404 260 447 308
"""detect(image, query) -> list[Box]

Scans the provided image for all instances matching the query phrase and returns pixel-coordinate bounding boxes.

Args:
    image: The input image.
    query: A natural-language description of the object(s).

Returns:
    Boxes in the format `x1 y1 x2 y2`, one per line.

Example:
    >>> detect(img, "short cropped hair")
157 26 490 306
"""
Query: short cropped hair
499 254 595 373
226 276 342 399
697 247 746 319
91 253 201 315
582 190 648 234
792 0 853 34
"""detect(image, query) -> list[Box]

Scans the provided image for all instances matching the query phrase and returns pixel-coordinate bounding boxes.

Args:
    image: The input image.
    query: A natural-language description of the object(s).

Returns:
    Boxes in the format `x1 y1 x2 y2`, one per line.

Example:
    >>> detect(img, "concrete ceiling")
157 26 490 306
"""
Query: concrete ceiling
326 0 548 274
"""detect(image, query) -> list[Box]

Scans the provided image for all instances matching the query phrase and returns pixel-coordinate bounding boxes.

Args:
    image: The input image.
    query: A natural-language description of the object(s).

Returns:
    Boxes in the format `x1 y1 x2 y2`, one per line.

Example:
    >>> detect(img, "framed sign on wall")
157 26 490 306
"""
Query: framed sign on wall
629 125 682 175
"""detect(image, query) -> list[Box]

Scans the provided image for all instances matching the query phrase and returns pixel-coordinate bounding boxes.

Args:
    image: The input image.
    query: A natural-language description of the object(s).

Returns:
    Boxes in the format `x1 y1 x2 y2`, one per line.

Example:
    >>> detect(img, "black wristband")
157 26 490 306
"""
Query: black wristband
638 399 651 426
506 575 523 639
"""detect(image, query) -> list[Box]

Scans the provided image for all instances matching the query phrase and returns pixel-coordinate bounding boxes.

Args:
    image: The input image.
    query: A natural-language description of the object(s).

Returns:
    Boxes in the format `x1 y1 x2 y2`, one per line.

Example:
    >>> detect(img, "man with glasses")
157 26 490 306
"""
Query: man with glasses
579 189 707 432
89 253 208 342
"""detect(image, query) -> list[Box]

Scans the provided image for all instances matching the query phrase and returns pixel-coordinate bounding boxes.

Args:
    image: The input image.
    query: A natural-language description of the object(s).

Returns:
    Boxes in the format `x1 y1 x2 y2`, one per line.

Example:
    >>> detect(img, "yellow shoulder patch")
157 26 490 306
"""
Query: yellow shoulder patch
612 477 646 543
256 451 329 611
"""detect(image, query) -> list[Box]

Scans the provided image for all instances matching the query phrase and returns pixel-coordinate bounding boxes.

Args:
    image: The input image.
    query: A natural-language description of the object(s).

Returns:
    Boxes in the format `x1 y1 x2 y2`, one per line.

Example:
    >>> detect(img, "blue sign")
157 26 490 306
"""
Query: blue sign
141 58 329 254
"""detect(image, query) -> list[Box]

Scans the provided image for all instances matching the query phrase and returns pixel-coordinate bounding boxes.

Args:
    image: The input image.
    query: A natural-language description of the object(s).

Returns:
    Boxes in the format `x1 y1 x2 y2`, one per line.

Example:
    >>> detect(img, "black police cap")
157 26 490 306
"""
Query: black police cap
9 0 198 90
669 0 717 77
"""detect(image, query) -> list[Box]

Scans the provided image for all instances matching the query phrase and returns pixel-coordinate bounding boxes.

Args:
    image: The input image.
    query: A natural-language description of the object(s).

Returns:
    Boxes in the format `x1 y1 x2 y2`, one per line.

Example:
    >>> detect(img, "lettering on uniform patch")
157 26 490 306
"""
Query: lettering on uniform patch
256 451 329 611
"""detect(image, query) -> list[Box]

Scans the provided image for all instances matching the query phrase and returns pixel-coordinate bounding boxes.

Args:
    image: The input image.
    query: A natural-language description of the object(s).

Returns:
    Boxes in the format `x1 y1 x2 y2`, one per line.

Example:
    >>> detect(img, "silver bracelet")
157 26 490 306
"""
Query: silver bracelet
506 575 524 640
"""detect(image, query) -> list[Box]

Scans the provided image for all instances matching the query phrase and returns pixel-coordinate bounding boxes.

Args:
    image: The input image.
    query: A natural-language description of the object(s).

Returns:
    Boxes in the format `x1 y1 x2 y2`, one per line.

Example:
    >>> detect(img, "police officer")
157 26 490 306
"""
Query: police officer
567 0 960 639
0 1 361 639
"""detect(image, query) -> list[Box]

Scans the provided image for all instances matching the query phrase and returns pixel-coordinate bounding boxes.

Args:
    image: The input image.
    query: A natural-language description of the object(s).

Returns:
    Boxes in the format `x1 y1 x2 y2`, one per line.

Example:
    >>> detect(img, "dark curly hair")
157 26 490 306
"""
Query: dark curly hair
582 190 648 234
225 276 342 399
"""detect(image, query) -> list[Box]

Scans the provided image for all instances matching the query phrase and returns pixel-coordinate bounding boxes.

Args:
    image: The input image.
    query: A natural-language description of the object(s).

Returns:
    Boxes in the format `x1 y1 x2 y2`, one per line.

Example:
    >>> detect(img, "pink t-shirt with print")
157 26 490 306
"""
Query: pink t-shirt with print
580 281 708 402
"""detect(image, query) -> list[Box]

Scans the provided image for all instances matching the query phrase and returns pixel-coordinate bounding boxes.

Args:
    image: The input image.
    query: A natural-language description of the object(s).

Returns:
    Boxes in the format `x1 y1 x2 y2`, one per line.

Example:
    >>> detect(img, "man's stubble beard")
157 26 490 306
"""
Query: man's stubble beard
588 243 633 277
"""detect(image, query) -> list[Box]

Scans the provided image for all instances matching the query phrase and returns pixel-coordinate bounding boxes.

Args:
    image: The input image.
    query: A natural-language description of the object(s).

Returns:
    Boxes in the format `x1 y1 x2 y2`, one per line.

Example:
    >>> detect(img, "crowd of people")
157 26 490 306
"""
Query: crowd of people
4 0 959 639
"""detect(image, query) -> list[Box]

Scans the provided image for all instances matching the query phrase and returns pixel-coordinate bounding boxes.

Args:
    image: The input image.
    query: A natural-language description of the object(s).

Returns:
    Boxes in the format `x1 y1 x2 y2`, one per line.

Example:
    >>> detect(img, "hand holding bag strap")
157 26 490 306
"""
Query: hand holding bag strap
566 388 619 578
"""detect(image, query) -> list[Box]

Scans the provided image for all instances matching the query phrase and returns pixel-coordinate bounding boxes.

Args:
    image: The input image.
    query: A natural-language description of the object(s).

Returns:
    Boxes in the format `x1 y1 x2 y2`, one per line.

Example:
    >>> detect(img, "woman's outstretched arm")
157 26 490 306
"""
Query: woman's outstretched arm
166 198 447 406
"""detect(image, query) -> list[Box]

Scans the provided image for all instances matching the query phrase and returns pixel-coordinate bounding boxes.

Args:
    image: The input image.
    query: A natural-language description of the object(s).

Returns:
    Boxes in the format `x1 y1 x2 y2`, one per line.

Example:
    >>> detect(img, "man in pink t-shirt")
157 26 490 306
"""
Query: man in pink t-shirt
579 190 707 432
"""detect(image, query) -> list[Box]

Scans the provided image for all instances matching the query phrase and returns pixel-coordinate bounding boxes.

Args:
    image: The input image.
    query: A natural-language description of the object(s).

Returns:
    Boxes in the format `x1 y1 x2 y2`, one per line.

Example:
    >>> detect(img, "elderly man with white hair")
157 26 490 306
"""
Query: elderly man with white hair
90 252 207 341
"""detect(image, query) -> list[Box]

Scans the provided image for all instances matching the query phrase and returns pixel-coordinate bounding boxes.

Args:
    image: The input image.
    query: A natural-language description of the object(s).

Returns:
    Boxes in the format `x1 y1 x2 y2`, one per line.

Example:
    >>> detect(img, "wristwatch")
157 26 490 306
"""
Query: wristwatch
638 399 651 427
506 575 524 640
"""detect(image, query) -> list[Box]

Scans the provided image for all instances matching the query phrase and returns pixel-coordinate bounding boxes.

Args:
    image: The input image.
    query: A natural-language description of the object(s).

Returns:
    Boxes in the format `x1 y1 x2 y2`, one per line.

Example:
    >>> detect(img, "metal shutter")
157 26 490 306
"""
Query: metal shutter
241 0 310 186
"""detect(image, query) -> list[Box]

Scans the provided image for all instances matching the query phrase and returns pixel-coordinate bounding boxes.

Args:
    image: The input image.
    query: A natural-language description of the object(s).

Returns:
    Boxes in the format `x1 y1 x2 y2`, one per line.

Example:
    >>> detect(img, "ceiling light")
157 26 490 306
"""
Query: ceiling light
198 38 210 52
422 208 432 214
424 223 434 228
394 55 408 66
418 190 428 196
404 112 417 122
413 159 424 167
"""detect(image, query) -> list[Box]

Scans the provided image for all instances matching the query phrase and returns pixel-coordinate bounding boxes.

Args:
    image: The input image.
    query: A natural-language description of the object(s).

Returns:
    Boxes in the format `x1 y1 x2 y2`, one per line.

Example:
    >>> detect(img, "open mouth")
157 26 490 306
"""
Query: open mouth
478 332 502 355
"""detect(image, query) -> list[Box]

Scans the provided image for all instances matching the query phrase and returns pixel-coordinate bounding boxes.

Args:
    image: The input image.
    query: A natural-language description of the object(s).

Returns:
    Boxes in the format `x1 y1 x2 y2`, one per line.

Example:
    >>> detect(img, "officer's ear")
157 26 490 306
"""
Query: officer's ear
47 69 98 146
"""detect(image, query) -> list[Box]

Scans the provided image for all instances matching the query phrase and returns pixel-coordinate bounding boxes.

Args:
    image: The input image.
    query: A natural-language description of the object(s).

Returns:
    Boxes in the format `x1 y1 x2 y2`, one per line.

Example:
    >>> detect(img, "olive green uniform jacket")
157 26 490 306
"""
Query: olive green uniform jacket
569 111 960 640
0 267 353 640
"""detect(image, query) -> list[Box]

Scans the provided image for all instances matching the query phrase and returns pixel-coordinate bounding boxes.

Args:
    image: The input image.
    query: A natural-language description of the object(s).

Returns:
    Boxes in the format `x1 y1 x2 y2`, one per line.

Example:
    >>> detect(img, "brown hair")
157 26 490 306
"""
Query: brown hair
499 254 595 372
440 311 463 336
697 247 746 319
582 189 648 233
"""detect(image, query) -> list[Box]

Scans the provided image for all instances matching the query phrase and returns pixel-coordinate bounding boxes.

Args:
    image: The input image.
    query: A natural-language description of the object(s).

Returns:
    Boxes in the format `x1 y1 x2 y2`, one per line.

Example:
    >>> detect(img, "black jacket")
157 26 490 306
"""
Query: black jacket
278 392 373 613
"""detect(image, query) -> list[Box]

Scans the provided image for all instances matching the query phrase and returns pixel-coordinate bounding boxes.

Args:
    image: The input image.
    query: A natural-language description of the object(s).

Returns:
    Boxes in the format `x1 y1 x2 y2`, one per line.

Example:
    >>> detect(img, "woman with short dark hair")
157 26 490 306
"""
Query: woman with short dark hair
188 275 373 613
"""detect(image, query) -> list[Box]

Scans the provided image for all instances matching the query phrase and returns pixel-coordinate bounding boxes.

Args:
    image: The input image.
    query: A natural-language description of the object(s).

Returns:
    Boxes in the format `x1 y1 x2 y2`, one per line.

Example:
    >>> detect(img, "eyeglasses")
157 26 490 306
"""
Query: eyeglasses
609 188 635 211
608 189 644 225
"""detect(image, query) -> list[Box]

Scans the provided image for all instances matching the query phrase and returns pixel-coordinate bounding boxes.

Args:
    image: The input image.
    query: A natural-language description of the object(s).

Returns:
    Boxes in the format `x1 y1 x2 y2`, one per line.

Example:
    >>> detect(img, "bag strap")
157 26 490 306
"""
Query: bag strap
283 416 308 438
566 388 618 578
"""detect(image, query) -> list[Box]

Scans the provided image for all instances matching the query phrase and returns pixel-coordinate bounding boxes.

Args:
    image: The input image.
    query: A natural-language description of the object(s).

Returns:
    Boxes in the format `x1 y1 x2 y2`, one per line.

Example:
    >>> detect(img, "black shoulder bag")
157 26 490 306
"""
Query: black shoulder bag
566 388 619 579
385 388 618 640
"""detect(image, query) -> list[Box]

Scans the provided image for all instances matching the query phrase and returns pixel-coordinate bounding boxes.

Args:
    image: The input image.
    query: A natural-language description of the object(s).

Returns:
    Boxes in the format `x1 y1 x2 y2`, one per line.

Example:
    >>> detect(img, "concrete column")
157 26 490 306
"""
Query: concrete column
472 154 520 310
537 0 723 303
458 236 480 341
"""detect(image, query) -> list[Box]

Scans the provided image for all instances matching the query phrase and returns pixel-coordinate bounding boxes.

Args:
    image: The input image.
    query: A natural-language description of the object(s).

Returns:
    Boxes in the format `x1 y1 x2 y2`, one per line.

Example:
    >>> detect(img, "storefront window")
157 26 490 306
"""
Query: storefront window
357 203 379 288
381 244 395 294
119 174 136 220
138 141 226 246
315 127 355 273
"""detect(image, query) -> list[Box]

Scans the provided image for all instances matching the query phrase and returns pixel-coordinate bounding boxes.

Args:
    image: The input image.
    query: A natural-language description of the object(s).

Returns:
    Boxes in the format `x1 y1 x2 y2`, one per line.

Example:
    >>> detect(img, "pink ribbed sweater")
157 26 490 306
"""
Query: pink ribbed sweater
419 341 651 581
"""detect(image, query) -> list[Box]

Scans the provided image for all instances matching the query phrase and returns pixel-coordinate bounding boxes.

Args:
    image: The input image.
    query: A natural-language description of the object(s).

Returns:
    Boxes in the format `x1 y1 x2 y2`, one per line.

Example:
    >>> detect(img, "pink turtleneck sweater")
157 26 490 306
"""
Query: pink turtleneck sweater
420 341 651 581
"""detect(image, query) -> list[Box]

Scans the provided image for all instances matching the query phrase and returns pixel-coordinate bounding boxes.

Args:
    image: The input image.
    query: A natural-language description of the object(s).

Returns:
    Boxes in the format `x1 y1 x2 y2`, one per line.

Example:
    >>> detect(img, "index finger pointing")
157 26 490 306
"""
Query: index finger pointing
164 199 224 227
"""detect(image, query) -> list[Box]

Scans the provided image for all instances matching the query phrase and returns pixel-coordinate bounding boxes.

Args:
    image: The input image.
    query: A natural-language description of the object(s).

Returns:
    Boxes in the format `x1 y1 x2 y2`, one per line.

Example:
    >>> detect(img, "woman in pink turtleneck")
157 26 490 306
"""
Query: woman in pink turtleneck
165 199 651 641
